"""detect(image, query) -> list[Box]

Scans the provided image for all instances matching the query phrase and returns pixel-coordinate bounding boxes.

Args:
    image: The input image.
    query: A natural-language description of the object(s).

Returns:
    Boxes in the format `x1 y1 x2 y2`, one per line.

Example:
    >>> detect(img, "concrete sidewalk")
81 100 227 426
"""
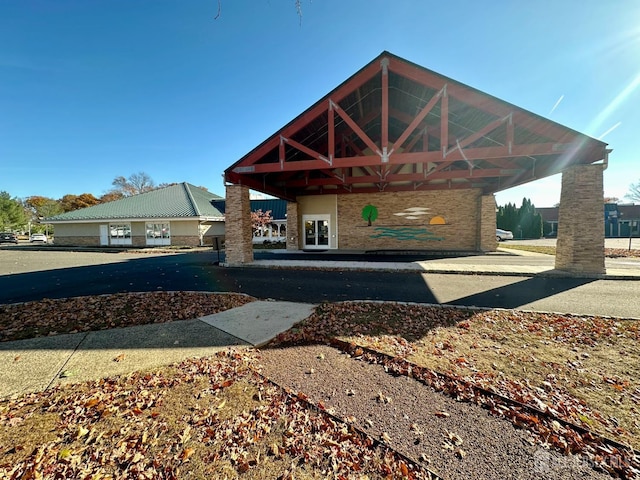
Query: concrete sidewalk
247 248 640 279
0 301 316 400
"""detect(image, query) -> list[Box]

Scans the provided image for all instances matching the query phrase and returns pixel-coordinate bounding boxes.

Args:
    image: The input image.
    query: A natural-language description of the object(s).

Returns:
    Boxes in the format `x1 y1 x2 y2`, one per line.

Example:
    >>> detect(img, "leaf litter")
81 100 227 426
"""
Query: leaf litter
1 294 639 478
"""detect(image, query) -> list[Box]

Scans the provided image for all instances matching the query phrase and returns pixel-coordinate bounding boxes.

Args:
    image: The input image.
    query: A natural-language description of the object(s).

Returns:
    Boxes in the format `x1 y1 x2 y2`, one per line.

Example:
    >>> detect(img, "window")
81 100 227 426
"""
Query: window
146 222 170 245
109 223 132 245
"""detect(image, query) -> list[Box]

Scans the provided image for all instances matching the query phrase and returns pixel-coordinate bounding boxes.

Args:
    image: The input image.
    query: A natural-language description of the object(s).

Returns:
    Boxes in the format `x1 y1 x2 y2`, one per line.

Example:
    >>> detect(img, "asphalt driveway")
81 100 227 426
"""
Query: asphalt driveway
1 248 639 318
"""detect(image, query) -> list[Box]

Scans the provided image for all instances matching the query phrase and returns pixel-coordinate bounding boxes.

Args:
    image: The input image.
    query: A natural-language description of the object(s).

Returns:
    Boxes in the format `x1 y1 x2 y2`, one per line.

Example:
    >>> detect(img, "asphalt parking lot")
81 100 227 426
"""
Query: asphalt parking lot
1 245 639 319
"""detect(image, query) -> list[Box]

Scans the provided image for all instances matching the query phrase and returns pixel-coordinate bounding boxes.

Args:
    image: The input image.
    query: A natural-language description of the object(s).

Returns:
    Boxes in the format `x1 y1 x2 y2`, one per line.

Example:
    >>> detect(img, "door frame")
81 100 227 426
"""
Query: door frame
302 214 331 249
99 225 109 246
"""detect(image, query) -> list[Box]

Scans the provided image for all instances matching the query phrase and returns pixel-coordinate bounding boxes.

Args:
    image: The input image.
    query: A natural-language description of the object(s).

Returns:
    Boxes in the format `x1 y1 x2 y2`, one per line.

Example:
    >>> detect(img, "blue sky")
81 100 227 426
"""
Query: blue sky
1 0 639 207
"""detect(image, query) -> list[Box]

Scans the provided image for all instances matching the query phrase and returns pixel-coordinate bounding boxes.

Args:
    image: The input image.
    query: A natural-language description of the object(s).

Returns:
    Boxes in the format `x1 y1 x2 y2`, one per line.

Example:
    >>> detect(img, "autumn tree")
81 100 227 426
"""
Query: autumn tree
0 191 28 231
251 209 273 237
110 172 156 197
25 196 63 219
60 193 100 212
24 196 63 233
99 191 125 203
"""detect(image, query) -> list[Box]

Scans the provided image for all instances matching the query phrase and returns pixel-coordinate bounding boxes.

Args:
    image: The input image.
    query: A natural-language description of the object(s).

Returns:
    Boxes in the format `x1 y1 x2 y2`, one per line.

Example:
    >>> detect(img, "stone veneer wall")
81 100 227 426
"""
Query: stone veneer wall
335 189 483 251
555 164 605 274
54 235 201 247
478 195 497 252
52 236 100 247
170 236 200 247
224 185 254 265
286 201 299 250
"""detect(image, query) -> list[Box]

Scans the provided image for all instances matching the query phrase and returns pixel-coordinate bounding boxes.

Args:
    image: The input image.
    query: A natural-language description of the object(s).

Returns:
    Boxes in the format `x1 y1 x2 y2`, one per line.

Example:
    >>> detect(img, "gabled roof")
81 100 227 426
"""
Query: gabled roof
47 183 224 222
211 198 287 221
225 51 609 201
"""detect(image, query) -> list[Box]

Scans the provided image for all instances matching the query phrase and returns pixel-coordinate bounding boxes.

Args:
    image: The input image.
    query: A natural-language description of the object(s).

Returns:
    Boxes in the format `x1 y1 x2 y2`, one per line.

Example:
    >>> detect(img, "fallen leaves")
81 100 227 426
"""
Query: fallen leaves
0 291 254 342
0 350 437 479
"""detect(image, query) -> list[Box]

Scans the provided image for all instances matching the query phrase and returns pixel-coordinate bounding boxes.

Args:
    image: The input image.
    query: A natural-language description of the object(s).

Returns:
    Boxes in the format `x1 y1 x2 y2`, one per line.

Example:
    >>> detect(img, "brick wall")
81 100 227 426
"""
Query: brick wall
52 236 100 247
555 164 605 274
224 185 254 265
170 236 200 247
335 189 484 251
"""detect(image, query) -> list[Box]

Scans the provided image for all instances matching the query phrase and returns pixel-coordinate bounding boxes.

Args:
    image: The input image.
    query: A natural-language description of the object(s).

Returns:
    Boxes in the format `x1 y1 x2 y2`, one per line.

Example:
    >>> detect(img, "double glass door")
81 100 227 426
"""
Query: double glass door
304 216 329 248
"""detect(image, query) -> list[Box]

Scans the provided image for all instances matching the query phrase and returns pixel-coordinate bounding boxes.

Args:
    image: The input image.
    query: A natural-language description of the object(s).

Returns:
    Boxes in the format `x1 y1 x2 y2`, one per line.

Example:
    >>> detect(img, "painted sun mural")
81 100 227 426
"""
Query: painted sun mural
360 205 447 242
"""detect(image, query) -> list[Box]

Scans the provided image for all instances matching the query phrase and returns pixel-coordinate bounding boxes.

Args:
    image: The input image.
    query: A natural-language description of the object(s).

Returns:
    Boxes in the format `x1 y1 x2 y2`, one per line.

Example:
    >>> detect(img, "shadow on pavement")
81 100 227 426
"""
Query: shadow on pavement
448 276 597 309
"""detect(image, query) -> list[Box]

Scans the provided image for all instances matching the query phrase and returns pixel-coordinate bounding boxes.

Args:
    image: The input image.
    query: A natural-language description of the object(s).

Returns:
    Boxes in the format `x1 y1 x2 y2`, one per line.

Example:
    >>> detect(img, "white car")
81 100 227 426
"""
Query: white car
29 233 48 243
496 229 513 241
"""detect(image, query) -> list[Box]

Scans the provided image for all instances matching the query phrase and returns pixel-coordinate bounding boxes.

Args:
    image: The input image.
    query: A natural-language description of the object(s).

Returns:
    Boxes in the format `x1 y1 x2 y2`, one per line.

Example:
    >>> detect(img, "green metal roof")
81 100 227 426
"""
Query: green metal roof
47 183 224 222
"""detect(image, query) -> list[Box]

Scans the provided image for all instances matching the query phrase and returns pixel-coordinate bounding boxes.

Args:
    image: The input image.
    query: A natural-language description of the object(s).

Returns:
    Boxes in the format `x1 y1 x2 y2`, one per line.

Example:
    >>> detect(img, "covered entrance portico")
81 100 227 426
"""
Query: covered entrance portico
224 52 610 274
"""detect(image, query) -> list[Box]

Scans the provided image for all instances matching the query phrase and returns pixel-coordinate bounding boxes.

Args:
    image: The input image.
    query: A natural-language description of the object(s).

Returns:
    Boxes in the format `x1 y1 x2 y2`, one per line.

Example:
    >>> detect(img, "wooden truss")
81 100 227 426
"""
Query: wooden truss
225 52 609 201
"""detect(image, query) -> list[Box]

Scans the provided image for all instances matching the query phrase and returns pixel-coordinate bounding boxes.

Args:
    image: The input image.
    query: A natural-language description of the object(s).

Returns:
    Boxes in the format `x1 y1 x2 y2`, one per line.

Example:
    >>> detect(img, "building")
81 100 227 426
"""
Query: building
47 183 226 247
538 204 640 238
223 51 611 274
46 183 289 248
212 198 288 244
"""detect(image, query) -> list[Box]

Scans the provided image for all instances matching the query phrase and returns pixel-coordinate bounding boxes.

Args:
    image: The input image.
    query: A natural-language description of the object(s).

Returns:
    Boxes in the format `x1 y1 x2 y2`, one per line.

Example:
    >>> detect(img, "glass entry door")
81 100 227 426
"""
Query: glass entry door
303 216 330 249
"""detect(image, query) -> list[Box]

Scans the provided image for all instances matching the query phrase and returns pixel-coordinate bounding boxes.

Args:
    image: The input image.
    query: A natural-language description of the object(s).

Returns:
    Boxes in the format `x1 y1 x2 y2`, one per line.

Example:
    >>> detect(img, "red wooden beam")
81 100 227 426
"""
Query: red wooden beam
391 87 444 154
381 58 389 161
281 136 330 164
226 59 381 174
328 101 335 163
224 171 295 201
448 114 509 153
331 100 380 156
385 55 581 143
440 86 449 155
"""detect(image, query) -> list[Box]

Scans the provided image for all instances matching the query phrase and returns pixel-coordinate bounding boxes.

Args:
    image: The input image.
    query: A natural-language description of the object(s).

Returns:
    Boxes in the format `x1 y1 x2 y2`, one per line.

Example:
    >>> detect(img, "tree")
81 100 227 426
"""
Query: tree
60 193 100 212
251 209 273 237
99 191 125 203
0 191 28 231
24 196 63 234
496 202 518 232
110 172 156 197
496 197 542 239
25 196 62 218
626 180 640 203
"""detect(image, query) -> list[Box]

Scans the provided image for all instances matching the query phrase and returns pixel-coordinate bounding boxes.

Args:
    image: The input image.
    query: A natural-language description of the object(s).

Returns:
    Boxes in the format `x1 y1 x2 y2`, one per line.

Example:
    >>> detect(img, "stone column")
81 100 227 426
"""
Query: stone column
478 194 497 252
555 164 605 274
224 185 254 265
286 201 299 250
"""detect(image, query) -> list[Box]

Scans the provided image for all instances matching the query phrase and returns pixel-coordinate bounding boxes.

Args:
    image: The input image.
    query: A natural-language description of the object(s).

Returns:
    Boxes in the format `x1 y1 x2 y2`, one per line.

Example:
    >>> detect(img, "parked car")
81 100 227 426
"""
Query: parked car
0 232 18 244
29 233 48 243
496 228 514 241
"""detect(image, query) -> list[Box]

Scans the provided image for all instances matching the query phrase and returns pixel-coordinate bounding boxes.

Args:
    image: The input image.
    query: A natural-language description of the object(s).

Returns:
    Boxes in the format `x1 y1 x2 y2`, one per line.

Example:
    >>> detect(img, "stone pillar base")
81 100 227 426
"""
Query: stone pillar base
286 201 299 250
224 185 254 265
555 164 605 274
479 194 497 252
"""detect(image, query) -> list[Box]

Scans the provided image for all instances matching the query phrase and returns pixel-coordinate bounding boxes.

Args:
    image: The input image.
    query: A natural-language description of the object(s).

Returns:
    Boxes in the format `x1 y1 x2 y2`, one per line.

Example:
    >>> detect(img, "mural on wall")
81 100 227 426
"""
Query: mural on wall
360 205 446 241
361 204 379 226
